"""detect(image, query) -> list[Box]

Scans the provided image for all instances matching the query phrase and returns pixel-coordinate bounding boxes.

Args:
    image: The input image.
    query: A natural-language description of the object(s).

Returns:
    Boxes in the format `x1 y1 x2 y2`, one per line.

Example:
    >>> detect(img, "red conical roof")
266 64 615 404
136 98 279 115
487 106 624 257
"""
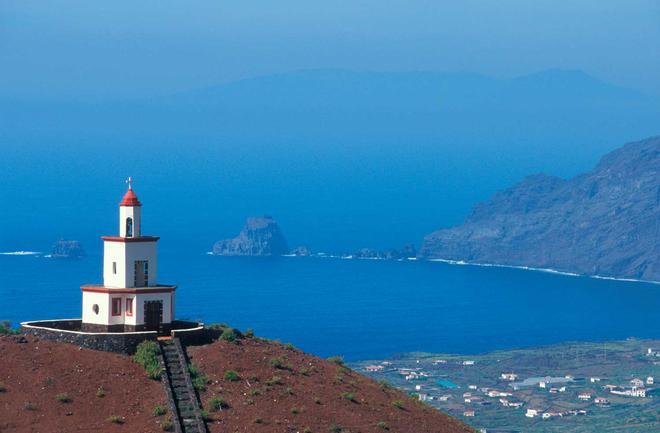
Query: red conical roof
120 188 142 206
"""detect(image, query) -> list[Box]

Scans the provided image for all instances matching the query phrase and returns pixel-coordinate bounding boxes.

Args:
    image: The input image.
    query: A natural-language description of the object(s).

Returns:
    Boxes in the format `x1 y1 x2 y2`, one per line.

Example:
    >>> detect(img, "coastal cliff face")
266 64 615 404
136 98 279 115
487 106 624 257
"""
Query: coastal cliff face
419 136 660 281
212 216 289 256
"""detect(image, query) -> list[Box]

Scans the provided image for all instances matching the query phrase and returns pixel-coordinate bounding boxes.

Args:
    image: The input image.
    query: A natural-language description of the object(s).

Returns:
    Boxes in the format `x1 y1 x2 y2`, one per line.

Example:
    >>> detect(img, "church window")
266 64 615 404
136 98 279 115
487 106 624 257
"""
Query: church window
126 217 133 237
111 298 122 316
112 262 117 274
92 304 99 315
126 298 133 316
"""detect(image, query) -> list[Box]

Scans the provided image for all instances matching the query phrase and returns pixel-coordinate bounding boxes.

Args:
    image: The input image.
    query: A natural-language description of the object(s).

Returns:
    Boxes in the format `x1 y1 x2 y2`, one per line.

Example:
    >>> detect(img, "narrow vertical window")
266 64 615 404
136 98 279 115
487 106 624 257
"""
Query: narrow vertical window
111 298 122 316
126 298 133 316
126 217 133 237
112 262 117 274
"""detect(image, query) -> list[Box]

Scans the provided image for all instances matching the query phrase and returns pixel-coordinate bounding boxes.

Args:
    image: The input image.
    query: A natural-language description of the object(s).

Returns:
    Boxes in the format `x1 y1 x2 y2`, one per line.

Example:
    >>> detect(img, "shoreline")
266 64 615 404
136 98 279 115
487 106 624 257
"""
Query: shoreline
427 258 660 286
207 251 660 285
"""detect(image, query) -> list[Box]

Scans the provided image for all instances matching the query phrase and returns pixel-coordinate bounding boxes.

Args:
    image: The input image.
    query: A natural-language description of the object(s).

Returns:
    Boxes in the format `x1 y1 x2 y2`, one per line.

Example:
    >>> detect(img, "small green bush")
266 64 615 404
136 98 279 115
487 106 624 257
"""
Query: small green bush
304 427 312 433
269 357 288 369
378 380 391 390
208 396 229 411
329 423 343 433
0 383 6 393
224 369 240 382
24 402 38 411
376 421 390 430
245 328 254 338
0 321 18 335
152 405 167 416
327 356 344 366
314 397 322 404
200 409 213 421
249 388 261 396
96 386 105 398
161 418 174 432
391 399 404 409
266 375 283 386
108 415 124 424
245 398 255 405
220 327 239 342
133 341 161 380
254 417 264 424
284 342 296 351
341 392 356 402
55 393 72 403
189 364 210 391
290 406 301 414
285 387 295 395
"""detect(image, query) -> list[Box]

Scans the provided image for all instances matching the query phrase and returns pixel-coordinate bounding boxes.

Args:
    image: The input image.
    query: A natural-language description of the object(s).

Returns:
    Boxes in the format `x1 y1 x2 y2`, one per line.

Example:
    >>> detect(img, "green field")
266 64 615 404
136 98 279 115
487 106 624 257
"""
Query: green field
351 339 660 433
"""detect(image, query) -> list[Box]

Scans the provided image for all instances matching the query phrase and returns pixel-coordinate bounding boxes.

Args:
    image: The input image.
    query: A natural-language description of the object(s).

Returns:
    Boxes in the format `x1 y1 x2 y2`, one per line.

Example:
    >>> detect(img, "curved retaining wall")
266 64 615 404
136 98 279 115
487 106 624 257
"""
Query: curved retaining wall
20 319 207 354
21 319 158 354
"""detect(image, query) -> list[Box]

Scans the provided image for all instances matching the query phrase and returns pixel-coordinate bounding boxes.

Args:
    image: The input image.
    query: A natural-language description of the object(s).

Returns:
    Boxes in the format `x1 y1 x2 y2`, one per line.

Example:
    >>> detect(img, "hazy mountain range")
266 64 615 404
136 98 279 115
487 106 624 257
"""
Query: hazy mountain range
2 69 660 254
420 136 660 282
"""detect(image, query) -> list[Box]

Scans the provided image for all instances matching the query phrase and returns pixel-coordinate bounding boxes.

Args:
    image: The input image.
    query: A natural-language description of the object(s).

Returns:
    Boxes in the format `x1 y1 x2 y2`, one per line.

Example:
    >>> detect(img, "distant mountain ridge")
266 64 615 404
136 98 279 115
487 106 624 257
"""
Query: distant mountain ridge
419 137 660 282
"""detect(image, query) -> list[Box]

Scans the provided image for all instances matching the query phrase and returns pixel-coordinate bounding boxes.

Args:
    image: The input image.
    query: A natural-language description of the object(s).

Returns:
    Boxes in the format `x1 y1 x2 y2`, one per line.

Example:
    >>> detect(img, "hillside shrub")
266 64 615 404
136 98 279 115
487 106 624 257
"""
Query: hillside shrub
209 323 244 342
55 393 72 403
391 399 404 409
108 415 124 424
133 341 161 380
161 418 174 432
327 356 344 366
224 369 240 382
0 383 6 393
341 392 356 402
189 364 210 391
208 396 229 411
152 405 167 416
376 421 390 430
24 402 38 411
0 321 18 335
329 423 343 433
266 375 283 386
268 356 293 370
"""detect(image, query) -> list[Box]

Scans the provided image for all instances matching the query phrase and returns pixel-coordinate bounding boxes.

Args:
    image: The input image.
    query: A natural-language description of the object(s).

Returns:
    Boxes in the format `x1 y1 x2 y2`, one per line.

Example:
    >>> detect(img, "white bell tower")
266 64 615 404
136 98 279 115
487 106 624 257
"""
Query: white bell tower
81 178 176 333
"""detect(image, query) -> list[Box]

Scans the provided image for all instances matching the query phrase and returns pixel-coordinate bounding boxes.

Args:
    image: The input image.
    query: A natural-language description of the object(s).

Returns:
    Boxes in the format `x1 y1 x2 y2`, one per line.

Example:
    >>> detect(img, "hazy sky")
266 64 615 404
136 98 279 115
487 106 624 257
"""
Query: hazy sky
1 0 659 99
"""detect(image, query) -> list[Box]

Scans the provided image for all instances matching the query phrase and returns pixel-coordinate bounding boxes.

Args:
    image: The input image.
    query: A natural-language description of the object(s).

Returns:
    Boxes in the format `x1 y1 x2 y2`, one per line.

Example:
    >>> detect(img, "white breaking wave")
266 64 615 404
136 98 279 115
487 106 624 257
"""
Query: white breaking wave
429 258 659 285
0 251 42 256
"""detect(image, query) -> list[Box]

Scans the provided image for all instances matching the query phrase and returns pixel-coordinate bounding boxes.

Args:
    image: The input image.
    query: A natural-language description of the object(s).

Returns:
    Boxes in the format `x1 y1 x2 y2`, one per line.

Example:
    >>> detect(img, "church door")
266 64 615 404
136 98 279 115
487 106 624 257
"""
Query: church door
144 300 163 333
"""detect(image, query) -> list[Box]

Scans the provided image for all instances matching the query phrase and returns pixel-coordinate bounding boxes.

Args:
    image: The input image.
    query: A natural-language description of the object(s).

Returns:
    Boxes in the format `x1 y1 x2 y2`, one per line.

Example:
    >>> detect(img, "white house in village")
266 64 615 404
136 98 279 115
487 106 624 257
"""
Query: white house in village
81 179 176 333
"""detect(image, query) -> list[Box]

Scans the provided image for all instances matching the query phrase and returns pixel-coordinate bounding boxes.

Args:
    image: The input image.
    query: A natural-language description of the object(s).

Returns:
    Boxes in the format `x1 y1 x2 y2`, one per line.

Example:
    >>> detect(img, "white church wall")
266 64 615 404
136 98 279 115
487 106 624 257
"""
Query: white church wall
103 241 126 288
82 291 111 325
103 241 158 288
125 242 158 287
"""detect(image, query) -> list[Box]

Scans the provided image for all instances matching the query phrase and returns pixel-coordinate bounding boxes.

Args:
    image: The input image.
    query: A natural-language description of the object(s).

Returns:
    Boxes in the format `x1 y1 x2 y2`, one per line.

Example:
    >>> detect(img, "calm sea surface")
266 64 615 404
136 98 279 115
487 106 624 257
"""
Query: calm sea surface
1 253 658 360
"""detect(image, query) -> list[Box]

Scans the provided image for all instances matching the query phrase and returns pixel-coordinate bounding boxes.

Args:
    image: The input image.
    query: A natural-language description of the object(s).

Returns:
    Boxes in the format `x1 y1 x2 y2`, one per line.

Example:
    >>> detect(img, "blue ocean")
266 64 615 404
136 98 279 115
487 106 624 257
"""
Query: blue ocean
1 252 658 360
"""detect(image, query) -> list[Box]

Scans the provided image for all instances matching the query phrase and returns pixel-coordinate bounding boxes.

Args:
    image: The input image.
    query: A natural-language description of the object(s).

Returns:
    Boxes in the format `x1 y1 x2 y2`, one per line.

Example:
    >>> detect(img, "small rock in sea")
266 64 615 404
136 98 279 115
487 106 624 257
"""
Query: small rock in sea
51 239 85 258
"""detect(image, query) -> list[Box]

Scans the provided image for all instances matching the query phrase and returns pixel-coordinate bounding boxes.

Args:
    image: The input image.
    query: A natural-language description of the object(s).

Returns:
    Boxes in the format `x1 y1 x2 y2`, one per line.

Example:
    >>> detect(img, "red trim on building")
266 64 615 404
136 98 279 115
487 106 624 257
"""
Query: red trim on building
111 297 122 316
81 285 176 294
126 298 134 316
120 189 142 206
101 236 160 243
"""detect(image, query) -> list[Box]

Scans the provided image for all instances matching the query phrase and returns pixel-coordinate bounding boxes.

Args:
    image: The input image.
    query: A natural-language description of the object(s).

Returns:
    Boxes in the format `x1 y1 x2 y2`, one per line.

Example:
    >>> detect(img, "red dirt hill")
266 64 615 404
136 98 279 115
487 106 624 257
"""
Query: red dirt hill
0 335 167 433
188 338 474 433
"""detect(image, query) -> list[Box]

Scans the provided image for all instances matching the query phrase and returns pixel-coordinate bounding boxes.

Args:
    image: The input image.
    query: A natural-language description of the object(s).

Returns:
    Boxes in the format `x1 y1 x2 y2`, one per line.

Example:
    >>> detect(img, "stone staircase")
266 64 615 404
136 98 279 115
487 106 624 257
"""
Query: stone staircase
160 339 208 433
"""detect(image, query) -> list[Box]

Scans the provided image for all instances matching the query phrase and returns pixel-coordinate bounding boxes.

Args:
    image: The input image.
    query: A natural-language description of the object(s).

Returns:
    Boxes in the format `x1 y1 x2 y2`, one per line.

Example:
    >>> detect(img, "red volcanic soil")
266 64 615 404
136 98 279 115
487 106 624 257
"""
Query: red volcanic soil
188 338 474 433
0 336 167 433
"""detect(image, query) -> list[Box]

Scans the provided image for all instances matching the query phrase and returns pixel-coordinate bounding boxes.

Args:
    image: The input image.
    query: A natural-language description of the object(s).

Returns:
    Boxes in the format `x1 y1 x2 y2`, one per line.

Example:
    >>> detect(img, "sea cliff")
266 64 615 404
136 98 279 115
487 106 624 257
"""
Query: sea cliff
420 136 660 281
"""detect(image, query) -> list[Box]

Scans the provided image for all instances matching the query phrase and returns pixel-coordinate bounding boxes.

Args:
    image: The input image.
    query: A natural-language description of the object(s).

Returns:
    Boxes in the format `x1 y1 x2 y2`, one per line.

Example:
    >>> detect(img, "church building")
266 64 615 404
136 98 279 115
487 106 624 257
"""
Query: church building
81 179 176 333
